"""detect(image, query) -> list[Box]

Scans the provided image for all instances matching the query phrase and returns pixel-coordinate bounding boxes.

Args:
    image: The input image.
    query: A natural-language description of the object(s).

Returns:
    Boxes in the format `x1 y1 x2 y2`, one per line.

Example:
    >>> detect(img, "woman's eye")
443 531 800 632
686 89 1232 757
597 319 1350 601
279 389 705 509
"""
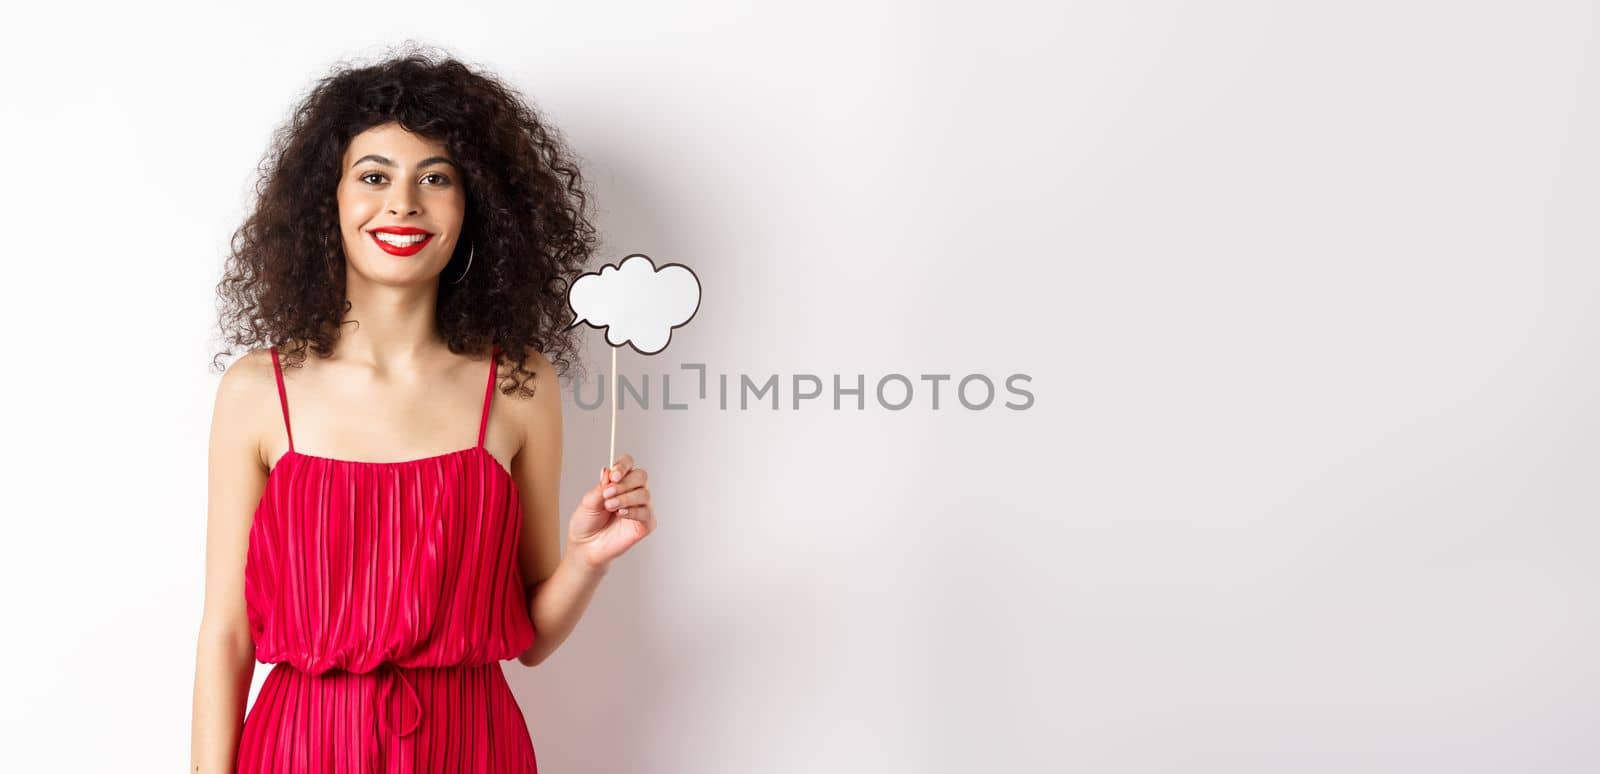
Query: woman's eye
358 172 448 185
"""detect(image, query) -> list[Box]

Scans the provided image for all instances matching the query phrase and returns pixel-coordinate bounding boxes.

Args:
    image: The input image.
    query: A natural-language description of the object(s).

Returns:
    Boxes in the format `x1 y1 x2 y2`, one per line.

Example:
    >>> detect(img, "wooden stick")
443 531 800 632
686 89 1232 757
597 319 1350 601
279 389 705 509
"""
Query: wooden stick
608 344 617 470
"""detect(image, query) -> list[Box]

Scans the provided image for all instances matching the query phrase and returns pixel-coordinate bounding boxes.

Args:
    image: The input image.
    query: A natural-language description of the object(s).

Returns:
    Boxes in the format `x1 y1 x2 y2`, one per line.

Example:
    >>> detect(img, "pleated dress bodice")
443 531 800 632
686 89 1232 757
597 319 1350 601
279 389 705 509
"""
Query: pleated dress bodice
243 346 536 676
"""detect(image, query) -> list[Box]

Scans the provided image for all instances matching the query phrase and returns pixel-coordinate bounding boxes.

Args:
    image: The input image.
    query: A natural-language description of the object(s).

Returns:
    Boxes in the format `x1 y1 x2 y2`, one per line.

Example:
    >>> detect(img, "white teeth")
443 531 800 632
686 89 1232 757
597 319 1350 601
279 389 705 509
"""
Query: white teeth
373 232 430 246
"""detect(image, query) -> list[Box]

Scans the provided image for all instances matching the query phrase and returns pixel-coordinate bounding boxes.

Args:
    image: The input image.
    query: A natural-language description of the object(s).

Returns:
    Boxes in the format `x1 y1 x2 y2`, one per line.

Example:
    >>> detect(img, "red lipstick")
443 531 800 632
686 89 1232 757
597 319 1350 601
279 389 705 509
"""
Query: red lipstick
368 226 434 257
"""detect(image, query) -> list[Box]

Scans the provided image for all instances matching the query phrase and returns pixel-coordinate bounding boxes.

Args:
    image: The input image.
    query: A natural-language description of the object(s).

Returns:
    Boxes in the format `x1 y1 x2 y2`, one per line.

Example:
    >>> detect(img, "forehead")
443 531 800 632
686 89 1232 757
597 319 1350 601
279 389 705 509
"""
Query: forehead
342 123 450 165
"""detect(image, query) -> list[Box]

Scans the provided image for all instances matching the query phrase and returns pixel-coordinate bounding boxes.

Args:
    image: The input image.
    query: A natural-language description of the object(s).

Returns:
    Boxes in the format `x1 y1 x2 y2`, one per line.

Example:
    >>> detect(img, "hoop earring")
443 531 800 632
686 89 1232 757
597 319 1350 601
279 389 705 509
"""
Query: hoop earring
450 242 474 284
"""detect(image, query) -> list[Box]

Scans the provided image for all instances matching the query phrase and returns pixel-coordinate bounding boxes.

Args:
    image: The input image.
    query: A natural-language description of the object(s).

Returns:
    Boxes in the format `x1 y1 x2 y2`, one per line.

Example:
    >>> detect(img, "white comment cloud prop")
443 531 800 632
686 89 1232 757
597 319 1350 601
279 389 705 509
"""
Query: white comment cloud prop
567 253 701 355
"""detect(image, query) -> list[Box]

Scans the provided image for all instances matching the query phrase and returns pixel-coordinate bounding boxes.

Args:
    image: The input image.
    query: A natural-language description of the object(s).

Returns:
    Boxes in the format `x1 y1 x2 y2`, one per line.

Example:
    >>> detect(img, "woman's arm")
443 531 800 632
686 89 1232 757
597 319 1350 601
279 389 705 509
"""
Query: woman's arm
520 545 610 666
191 352 270 772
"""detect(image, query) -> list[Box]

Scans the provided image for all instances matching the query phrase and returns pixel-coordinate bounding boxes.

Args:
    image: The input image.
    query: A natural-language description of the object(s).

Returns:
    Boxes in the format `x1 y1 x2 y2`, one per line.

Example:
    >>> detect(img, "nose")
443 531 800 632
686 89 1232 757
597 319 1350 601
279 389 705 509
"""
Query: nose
386 187 421 216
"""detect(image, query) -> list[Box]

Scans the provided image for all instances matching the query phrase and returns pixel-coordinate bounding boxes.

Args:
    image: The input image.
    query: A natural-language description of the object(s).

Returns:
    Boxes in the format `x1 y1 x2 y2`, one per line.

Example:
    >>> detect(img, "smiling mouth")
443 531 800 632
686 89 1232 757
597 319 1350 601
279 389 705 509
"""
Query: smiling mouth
369 231 434 256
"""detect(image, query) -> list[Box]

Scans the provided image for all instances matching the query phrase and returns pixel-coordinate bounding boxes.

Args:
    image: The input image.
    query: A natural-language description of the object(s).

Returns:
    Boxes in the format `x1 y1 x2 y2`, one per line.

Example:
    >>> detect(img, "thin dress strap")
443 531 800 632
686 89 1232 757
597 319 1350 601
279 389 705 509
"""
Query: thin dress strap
477 345 499 449
271 346 295 452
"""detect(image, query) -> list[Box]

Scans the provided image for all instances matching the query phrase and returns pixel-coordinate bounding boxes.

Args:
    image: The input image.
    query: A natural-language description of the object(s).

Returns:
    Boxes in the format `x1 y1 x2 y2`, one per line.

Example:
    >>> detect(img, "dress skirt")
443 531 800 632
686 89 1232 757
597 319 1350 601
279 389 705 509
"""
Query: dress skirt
236 661 538 773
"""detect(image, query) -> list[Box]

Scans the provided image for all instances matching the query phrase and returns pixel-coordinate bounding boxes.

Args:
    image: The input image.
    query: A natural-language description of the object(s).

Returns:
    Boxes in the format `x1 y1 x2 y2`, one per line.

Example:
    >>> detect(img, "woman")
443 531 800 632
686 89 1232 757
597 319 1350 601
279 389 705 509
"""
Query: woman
191 48 657 772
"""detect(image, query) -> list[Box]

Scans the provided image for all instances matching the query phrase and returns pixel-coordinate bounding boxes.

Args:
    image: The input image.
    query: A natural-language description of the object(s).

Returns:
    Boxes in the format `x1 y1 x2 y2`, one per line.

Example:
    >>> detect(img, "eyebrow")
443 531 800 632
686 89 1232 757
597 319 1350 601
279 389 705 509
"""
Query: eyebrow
350 154 457 170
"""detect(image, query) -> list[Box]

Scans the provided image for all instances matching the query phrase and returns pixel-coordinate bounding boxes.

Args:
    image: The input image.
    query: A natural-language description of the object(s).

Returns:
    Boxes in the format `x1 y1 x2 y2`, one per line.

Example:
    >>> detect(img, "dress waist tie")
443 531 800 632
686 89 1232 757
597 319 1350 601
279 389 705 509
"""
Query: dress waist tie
370 662 423 764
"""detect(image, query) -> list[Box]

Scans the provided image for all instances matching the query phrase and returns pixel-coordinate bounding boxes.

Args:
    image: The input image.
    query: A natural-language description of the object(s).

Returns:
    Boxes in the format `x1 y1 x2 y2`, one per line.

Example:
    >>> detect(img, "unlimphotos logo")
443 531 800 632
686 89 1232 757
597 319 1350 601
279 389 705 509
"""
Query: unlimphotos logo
570 366 1034 411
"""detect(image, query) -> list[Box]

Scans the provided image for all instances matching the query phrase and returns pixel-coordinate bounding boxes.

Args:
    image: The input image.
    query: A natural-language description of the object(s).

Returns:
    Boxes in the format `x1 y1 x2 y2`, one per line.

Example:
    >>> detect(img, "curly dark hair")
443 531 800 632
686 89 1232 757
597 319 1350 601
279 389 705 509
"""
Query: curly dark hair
211 43 598 395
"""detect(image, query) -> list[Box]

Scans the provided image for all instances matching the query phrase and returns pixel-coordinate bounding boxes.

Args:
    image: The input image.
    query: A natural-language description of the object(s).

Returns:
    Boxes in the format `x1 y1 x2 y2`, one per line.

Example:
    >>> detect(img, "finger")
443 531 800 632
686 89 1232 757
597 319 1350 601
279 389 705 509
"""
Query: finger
631 506 656 535
618 504 653 529
601 468 647 499
604 487 650 512
609 453 635 482
605 488 650 511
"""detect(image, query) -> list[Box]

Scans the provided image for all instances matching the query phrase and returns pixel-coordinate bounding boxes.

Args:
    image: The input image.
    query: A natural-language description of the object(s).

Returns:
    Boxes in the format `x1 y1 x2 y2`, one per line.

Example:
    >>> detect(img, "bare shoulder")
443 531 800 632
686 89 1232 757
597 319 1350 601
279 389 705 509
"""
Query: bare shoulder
494 348 561 404
496 349 563 455
215 347 277 409
212 347 278 470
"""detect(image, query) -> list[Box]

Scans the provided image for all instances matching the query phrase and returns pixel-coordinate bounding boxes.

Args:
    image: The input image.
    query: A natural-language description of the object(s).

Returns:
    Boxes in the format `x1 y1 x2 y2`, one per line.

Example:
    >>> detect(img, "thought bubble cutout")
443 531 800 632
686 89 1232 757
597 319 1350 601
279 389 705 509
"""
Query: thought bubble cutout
567 253 701 355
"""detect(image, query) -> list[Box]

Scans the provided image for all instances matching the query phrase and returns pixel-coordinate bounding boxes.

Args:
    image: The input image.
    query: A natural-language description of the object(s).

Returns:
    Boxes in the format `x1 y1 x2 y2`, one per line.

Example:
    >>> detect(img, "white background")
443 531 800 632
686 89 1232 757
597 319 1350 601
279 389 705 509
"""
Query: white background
2 1 1596 771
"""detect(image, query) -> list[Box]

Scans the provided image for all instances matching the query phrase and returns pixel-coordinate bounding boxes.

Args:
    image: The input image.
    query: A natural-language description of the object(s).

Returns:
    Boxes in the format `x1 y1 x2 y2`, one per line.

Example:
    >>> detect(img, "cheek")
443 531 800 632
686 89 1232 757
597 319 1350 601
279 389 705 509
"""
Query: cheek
435 192 467 223
337 192 382 227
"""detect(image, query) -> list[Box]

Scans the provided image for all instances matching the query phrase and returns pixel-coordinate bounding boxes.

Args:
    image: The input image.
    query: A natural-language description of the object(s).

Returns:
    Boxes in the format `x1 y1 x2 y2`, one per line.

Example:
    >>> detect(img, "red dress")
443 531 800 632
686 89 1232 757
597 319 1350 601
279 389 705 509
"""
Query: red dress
237 346 538 773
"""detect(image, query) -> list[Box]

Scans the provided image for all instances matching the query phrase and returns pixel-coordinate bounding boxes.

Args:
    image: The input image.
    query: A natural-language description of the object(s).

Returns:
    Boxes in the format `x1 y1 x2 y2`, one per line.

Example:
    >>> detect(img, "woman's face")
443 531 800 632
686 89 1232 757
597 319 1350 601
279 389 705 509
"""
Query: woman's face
335 122 467 286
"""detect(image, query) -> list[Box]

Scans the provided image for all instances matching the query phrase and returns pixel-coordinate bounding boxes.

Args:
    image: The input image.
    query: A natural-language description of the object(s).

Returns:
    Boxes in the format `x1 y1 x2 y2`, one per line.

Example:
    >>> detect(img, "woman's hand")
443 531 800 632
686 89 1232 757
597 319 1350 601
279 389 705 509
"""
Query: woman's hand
567 453 656 572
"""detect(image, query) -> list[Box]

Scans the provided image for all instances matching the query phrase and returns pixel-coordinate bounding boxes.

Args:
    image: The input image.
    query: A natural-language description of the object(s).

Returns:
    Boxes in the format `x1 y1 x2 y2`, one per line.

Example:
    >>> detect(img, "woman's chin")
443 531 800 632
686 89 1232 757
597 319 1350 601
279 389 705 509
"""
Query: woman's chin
349 258 445 286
